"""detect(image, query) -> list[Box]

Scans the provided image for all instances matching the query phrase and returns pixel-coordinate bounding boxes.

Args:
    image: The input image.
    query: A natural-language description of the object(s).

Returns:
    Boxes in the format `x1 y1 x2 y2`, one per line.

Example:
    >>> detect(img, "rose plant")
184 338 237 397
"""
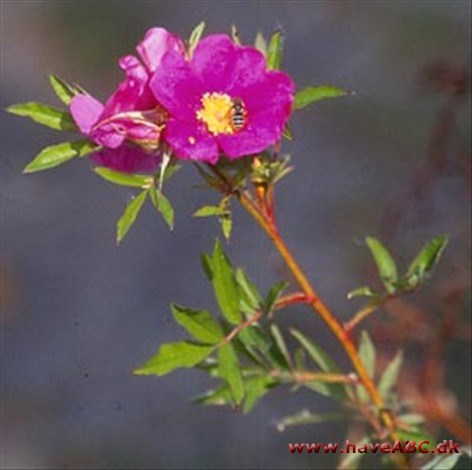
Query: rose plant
7 23 470 470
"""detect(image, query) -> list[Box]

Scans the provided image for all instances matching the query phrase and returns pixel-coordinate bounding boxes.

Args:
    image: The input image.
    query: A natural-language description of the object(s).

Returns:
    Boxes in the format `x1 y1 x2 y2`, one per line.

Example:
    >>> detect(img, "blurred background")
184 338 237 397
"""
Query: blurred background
1 1 470 468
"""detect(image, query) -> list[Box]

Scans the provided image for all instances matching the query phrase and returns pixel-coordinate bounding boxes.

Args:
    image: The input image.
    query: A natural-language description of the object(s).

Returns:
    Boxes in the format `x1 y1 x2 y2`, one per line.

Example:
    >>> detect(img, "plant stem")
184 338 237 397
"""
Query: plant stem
237 191 396 433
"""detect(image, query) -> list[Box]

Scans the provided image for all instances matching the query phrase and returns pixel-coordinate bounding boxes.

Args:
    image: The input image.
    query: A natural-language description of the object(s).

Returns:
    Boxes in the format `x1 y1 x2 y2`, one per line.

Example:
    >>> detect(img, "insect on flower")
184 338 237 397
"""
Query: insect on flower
229 98 247 131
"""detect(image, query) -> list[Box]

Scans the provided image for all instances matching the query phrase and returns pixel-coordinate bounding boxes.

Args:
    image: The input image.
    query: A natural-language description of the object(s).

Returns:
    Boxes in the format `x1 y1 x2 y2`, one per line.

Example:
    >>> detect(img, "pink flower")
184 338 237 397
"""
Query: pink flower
91 145 160 173
70 28 184 172
150 35 295 164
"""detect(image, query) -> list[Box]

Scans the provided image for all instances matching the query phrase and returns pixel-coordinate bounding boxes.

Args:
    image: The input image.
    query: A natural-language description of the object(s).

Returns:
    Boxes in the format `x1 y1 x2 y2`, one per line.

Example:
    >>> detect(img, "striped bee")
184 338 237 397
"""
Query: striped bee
230 98 247 131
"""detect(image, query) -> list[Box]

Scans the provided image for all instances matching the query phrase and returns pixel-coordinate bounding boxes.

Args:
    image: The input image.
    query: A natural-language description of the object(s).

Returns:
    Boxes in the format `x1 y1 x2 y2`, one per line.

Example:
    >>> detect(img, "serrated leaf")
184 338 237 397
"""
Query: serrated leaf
254 32 267 56
270 324 292 369
276 410 345 432
236 268 262 313
94 167 153 188
421 453 461 470
294 85 348 110
347 286 377 300
406 236 449 288
171 304 224 344
193 205 223 217
134 341 214 376
366 237 398 294
243 376 275 413
266 29 283 70
149 187 174 229
7 102 77 131
263 281 288 315
49 75 79 105
211 239 241 324
218 343 244 404
23 140 97 173
378 350 403 399
188 21 205 57
116 191 147 244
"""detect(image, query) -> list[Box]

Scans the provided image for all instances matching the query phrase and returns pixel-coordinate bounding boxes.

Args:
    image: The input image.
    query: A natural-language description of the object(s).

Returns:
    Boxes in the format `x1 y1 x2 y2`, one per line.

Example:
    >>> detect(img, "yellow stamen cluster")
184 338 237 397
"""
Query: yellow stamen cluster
196 92 235 135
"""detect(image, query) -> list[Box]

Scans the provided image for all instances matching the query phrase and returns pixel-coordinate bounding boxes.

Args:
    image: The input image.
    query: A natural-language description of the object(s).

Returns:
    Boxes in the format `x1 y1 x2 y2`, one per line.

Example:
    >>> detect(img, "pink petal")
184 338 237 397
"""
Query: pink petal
136 27 185 72
191 35 237 92
91 145 160 173
151 50 204 122
227 46 267 91
70 94 104 134
164 118 218 163
217 109 284 159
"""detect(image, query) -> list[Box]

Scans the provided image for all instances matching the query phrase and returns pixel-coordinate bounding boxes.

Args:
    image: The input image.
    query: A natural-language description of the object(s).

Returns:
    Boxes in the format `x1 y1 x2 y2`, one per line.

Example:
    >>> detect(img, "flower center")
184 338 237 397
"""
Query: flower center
196 92 236 135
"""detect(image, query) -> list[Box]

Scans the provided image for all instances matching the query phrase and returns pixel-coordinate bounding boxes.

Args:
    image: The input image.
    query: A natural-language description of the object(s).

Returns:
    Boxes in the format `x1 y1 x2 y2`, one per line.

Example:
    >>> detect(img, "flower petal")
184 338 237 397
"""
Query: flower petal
164 118 218 163
238 70 294 115
227 46 267 91
151 50 204 122
217 109 284 159
91 145 160 173
102 55 155 117
70 94 104 134
191 35 237 91
136 27 185 72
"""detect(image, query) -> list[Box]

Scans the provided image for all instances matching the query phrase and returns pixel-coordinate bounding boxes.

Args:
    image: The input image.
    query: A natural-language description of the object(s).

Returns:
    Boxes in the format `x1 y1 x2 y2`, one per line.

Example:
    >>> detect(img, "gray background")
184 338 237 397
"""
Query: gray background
1 1 471 469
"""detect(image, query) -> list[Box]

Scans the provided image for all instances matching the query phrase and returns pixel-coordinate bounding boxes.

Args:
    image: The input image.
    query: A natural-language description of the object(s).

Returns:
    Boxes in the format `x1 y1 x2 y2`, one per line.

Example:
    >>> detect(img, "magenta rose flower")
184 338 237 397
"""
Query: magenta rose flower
150 34 295 164
69 28 184 173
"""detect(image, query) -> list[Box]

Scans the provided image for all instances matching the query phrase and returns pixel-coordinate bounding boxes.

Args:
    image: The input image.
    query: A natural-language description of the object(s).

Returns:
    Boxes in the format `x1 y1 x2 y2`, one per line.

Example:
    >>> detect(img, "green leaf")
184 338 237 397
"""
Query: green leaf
282 125 293 141
200 253 214 281
294 85 348 110
188 21 205 56
406 235 449 288
270 325 292 369
149 187 174 229
171 304 224 344
276 410 345 432
220 213 232 240
421 453 461 470
116 190 147 244
347 286 377 300
218 343 244 404
378 350 403 399
263 281 288 315
7 102 77 131
358 330 376 378
254 32 267 56
49 75 79 105
236 268 262 314
23 140 97 173
366 237 398 294
357 330 376 402
193 386 233 407
243 376 275 413
134 341 215 376
211 239 241 324
94 167 153 188
193 205 223 217
266 29 283 70
290 329 340 373
238 325 271 355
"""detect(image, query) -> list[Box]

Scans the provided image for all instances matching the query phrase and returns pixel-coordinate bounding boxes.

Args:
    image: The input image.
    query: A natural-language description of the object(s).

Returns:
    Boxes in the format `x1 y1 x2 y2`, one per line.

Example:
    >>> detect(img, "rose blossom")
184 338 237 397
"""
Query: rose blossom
70 28 185 172
150 34 295 164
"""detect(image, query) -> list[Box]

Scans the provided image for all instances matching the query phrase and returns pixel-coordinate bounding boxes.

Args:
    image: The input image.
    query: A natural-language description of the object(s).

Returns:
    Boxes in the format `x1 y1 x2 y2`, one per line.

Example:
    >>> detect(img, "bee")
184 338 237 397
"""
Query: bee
230 98 247 131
